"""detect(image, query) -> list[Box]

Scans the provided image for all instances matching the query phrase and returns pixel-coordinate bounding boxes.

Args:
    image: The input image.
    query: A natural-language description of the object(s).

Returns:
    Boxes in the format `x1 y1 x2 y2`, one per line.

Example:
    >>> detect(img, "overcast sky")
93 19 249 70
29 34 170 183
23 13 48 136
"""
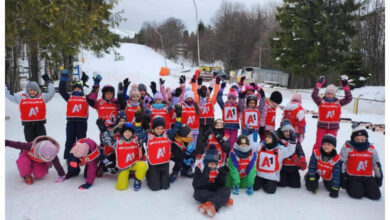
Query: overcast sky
114 0 283 33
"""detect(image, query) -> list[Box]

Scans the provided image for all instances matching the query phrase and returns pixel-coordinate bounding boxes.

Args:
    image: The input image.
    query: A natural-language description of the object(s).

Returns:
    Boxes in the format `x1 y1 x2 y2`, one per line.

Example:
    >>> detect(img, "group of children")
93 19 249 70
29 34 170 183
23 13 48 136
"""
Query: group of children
5 71 383 217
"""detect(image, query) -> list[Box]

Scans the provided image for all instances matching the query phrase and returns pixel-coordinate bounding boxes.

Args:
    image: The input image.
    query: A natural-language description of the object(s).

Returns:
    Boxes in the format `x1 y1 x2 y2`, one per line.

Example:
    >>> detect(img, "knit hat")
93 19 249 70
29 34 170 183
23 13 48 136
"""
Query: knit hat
291 93 302 104
153 92 164 101
203 144 219 165
138 83 147 92
325 84 336 95
227 88 238 99
26 81 41 94
152 116 165 129
120 122 135 135
31 136 60 162
102 85 115 94
184 89 194 100
117 110 127 121
72 81 84 92
321 134 337 148
70 140 90 158
130 84 141 99
270 91 283 104
177 124 192 137
245 84 255 91
280 119 294 132
237 135 250 146
351 127 368 140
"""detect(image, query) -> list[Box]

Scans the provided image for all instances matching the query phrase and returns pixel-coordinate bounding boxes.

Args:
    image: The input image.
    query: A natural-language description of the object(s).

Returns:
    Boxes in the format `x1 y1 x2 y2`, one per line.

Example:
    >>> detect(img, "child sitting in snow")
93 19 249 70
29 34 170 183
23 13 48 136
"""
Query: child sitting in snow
5 136 65 185
305 134 341 198
340 127 383 200
65 138 100 190
226 135 257 196
253 130 296 194
193 145 232 217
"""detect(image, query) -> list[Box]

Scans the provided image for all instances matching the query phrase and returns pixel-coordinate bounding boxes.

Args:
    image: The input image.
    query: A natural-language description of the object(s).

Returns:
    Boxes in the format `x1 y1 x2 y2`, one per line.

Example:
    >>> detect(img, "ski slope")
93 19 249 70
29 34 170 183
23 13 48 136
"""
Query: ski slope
5 43 385 220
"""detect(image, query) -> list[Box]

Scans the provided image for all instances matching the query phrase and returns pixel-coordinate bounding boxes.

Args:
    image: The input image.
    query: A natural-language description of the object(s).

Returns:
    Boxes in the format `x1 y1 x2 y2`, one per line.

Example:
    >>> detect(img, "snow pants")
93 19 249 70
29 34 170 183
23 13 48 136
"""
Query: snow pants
346 175 381 200
16 152 50 178
193 186 231 211
23 123 46 142
312 128 338 150
253 176 278 194
64 120 87 159
225 128 238 152
278 166 301 188
146 162 170 191
116 161 148 190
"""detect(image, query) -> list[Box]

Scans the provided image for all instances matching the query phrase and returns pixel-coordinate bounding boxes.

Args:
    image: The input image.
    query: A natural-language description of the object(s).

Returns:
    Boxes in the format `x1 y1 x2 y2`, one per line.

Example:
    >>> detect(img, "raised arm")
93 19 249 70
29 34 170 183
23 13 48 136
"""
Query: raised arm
5 86 22 104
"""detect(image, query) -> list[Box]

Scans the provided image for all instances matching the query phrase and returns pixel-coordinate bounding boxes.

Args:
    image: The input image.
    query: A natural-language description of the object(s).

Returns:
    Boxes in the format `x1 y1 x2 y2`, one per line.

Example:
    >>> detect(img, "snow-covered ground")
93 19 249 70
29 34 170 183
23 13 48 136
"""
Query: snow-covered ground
5 43 385 219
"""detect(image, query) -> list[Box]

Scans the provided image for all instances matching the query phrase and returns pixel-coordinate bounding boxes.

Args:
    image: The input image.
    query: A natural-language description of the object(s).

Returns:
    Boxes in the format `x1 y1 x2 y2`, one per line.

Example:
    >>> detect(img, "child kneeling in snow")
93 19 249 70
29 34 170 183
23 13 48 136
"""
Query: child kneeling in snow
305 134 341 198
5 136 65 184
253 130 296 194
65 138 100 190
193 145 232 217
100 122 148 191
340 127 383 200
226 135 257 196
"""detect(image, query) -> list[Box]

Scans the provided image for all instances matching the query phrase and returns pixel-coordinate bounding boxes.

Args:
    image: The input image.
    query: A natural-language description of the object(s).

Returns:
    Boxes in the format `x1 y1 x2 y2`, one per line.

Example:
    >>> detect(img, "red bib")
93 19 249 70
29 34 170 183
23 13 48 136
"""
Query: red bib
97 99 118 122
346 144 374 177
242 109 260 129
79 148 100 166
265 102 276 127
147 133 171 165
238 153 253 178
116 137 140 169
150 105 171 130
25 148 45 163
314 149 340 181
66 96 88 118
20 94 46 122
199 102 214 118
125 102 140 123
208 169 219 183
181 104 199 130
223 103 239 124
256 146 280 173
283 105 303 127
318 101 341 123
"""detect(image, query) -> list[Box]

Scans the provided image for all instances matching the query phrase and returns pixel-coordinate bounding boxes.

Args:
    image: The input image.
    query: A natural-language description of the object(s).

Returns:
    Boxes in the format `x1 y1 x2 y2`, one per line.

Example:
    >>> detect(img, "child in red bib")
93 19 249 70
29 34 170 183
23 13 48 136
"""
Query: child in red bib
340 127 382 200
306 134 341 198
259 91 283 141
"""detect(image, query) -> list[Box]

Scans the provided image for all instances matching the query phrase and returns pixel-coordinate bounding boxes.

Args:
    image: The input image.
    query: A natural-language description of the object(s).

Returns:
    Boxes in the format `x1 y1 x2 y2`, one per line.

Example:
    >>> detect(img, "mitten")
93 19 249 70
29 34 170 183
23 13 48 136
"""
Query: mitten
306 177 317 193
259 88 265 98
174 87 182 97
180 75 186 84
42 74 52 83
93 74 102 86
238 91 246 99
123 78 130 88
218 165 230 175
160 78 165 85
150 81 157 95
316 76 326 88
289 130 297 144
239 76 246 86
60 69 70 81
175 105 182 118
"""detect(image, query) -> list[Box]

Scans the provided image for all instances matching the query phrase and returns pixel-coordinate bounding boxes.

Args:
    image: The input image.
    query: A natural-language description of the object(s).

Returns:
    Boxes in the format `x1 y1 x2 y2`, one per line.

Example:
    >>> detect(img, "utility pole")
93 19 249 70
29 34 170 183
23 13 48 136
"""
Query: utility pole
192 0 201 66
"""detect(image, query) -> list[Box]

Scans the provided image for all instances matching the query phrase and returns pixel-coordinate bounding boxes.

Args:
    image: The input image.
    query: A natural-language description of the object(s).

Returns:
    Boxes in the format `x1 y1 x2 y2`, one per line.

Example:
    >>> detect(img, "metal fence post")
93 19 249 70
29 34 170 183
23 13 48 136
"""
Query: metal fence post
353 98 358 115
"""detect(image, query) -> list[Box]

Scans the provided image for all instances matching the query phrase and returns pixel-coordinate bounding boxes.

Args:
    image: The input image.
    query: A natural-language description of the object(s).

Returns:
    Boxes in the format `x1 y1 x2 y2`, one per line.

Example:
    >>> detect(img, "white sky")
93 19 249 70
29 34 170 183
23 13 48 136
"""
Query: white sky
114 0 283 33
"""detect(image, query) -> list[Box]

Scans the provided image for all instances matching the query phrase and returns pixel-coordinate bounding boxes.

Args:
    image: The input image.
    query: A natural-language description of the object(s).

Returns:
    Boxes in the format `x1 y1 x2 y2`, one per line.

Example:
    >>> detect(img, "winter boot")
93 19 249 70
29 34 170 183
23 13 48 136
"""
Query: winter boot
23 175 34 185
203 202 216 217
225 198 234 207
197 203 207 215
134 178 142 191
170 171 179 183
180 166 194 178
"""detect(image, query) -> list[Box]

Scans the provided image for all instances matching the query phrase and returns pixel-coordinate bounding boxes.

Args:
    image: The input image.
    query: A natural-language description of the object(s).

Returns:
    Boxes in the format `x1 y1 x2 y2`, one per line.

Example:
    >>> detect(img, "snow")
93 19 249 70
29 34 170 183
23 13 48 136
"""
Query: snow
5 43 385 219
109 28 136 39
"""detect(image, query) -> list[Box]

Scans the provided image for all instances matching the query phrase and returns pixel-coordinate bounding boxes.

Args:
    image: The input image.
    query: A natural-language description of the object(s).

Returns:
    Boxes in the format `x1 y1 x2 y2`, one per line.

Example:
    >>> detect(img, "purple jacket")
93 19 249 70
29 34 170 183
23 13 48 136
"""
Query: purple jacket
311 86 352 130
80 138 99 185
5 139 65 177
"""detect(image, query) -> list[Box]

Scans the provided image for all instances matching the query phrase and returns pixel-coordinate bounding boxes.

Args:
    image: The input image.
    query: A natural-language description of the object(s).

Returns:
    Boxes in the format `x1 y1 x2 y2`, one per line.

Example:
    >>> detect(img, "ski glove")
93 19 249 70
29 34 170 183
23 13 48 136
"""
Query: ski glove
150 81 157 95
123 78 130 88
79 183 92 190
316 76 326 88
160 78 165 85
221 82 226 89
233 185 240 195
218 165 230 175
180 75 186 84
174 87 182 97
60 69 70 81
175 105 182 118
238 91 247 99
239 76 246 85
306 177 317 193
96 118 107 132
247 186 254 196
289 130 297 144
42 74 52 83
259 88 265 98
93 74 102 86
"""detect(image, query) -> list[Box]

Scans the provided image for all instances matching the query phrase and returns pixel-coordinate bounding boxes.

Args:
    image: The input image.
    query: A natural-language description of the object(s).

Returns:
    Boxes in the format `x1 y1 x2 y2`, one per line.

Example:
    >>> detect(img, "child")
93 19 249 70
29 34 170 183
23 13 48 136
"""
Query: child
58 69 89 160
135 106 182 191
259 91 283 141
148 91 174 130
121 82 142 124
192 145 232 217
253 130 296 194
226 135 257 196
311 76 352 150
339 127 382 200
6 75 55 142
238 92 264 145
5 136 65 184
277 119 306 188
101 122 148 191
305 134 341 198
282 93 306 143
181 88 200 149
138 83 153 108
170 124 195 182
65 138 100 190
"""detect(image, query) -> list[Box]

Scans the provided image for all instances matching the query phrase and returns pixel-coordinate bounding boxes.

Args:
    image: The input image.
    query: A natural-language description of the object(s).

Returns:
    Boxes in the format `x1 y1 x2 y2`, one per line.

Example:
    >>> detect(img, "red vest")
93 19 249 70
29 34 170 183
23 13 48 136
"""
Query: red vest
223 103 239 124
238 152 253 178
318 101 341 123
256 145 280 173
242 109 260 129
265 102 276 127
96 99 118 123
199 102 214 118
314 149 340 181
147 133 171 165
208 169 219 183
79 148 100 166
125 101 140 123
346 144 374 177
283 105 303 127
181 104 199 130
24 148 45 163
20 94 46 122
115 137 140 169
207 134 227 167
150 105 171 130
66 96 88 118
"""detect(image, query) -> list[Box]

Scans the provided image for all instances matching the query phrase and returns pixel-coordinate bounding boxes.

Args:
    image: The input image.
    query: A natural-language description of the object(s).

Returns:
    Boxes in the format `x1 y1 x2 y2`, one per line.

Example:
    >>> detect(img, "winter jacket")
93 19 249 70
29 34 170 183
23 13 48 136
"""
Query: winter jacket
192 163 227 191
217 88 240 130
226 148 257 188
59 80 88 122
277 128 305 172
282 101 306 134
308 148 341 189
192 80 220 126
135 121 182 145
311 86 352 130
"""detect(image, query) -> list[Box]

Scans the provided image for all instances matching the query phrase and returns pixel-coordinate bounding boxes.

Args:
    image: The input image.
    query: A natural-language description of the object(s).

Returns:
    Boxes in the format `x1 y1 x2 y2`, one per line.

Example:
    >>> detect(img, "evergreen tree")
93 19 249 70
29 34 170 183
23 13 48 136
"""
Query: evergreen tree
340 46 370 88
